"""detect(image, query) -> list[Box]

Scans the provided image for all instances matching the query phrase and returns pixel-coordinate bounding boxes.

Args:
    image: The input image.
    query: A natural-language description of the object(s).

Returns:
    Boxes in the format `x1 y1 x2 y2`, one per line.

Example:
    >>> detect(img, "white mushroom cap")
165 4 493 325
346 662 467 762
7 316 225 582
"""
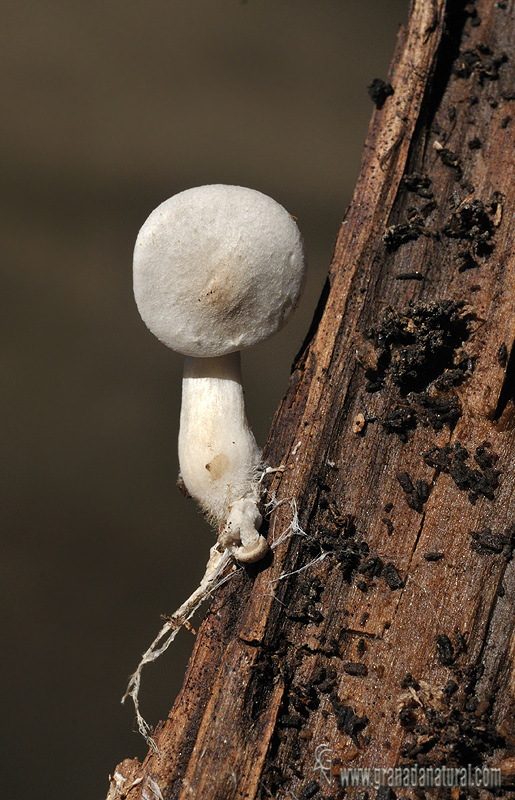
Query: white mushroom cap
133 184 306 357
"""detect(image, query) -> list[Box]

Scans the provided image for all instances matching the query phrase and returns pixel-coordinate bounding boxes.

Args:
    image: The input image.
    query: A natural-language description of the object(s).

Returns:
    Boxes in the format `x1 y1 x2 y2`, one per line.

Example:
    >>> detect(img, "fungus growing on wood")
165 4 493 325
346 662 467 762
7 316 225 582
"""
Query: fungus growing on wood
134 184 306 561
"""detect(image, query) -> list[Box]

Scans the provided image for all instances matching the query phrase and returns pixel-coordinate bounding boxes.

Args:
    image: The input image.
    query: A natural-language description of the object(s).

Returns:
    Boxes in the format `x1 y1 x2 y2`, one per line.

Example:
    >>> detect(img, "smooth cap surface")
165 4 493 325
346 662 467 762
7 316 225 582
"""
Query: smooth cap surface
133 184 306 357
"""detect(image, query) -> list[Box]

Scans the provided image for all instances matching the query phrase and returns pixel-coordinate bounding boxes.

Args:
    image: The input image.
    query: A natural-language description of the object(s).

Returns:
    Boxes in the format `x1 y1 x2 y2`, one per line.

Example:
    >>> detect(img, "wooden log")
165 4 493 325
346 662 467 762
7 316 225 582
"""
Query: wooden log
107 1 515 797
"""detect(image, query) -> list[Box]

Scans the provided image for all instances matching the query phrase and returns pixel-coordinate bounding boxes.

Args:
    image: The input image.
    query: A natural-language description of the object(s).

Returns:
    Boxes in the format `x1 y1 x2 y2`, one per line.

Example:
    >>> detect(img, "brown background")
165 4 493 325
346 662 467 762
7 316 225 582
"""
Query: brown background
1 1 407 797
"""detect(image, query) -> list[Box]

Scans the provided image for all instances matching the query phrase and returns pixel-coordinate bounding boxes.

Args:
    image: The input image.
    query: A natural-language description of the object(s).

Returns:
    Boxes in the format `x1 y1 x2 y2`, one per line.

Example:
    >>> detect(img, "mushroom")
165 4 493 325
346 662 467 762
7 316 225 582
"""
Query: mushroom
133 184 306 562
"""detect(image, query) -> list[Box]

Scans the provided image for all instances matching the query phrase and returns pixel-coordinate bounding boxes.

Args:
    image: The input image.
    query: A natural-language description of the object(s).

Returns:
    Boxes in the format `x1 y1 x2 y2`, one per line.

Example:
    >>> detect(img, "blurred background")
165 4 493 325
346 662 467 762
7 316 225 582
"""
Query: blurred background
1 1 407 797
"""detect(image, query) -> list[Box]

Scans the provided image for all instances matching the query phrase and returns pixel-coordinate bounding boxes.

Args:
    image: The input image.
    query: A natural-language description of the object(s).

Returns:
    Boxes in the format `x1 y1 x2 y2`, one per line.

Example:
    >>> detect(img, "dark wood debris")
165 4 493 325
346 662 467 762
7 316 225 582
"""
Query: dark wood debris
367 78 394 109
424 441 501 503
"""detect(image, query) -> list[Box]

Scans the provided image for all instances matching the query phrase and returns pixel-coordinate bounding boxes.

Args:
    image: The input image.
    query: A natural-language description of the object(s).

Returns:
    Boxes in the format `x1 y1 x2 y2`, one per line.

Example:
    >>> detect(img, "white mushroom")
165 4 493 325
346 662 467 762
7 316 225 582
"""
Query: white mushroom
133 184 306 562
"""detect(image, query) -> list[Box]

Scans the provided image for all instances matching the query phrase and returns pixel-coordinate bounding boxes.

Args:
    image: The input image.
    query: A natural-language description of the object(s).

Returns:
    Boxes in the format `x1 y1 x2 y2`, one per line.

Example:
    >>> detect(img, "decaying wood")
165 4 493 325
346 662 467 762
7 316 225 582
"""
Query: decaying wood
107 1 515 797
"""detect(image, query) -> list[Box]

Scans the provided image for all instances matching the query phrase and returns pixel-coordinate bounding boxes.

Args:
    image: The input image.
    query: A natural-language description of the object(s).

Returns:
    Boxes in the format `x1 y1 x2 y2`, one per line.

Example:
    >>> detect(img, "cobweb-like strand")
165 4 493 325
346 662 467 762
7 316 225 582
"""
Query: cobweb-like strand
122 545 237 749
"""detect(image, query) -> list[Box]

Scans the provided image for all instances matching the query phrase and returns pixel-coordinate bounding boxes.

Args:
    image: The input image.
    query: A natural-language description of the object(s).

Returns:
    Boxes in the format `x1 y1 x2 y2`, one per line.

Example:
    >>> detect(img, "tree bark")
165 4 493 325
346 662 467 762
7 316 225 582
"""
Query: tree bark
107 1 515 797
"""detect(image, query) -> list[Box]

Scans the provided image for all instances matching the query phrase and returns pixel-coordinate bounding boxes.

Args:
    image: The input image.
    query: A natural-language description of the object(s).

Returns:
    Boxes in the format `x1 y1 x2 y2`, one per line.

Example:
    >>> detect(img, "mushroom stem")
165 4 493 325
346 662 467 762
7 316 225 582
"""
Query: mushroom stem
178 351 268 562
